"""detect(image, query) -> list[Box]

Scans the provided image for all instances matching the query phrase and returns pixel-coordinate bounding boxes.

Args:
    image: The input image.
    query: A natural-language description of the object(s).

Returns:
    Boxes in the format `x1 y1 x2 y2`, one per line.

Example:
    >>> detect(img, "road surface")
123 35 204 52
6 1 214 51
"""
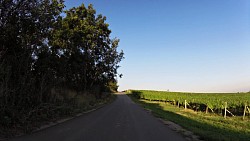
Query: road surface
11 94 186 141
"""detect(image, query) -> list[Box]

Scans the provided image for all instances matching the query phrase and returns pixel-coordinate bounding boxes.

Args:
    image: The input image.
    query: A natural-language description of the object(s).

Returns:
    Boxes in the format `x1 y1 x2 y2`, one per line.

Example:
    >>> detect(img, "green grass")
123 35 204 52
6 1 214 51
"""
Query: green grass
128 93 250 141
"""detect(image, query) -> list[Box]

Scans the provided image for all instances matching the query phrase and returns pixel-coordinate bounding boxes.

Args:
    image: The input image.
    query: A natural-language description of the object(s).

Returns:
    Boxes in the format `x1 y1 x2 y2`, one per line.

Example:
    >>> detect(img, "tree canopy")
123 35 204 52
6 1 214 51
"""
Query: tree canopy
49 4 124 92
0 1 123 135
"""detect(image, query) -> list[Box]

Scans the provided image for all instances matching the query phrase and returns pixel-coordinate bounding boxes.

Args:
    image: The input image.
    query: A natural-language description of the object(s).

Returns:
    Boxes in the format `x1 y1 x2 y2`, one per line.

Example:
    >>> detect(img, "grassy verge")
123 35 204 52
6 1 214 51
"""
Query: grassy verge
127 93 250 141
0 93 116 140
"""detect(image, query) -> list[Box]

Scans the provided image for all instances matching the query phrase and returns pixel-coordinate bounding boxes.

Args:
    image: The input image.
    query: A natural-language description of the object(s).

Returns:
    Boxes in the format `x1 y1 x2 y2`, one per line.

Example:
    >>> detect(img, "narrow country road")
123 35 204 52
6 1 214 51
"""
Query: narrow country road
11 94 186 141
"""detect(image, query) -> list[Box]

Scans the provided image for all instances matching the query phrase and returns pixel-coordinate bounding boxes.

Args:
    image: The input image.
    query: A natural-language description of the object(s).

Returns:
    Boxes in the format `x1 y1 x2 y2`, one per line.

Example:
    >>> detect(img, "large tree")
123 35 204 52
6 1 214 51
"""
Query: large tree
50 4 124 93
0 0 64 127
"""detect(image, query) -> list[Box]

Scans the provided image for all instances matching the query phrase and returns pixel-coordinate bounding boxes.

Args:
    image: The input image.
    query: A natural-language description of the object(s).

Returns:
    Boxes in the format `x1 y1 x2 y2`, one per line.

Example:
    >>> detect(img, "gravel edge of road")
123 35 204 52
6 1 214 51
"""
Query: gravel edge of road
143 108 203 141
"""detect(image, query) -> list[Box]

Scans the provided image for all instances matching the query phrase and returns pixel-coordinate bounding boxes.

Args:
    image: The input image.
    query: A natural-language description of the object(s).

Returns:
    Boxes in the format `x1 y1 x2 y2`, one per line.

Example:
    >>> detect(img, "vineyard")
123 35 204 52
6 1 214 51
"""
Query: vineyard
129 90 250 118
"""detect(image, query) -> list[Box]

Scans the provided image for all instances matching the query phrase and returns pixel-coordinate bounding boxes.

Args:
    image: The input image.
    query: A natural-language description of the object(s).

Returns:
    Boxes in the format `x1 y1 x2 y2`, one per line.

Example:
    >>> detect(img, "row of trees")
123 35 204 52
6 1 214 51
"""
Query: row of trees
0 0 123 133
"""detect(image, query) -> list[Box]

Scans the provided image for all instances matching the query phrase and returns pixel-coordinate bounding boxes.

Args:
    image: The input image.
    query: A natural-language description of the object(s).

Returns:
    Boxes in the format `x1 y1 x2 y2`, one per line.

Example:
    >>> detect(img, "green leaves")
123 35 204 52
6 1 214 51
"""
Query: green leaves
1 1 123 136
50 4 124 92
133 90 250 112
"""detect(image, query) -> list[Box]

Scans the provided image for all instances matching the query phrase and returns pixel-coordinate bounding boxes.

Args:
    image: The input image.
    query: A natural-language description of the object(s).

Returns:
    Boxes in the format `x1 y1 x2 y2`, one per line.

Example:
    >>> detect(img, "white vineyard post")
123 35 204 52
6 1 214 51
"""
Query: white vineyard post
206 105 208 114
243 104 246 120
185 100 187 110
224 102 227 118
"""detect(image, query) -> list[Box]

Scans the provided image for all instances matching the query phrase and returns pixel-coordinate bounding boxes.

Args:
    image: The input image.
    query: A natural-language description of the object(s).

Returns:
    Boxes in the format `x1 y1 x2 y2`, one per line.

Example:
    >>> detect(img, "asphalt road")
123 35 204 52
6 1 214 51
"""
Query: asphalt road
11 94 186 141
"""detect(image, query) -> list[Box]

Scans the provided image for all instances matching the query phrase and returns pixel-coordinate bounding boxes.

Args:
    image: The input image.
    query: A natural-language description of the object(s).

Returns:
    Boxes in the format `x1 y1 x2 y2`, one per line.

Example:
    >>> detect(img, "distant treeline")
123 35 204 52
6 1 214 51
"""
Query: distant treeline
0 0 123 136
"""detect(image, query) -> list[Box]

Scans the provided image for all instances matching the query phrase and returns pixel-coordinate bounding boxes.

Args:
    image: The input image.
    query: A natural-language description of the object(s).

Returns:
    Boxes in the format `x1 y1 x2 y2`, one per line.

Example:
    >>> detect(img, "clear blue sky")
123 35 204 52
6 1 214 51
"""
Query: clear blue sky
65 0 250 92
